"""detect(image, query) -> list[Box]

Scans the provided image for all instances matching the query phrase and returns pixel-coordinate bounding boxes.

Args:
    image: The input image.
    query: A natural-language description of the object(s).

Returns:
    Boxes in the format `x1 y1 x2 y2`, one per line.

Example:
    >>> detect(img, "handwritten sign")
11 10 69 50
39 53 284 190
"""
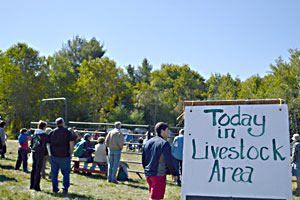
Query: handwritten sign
182 102 292 200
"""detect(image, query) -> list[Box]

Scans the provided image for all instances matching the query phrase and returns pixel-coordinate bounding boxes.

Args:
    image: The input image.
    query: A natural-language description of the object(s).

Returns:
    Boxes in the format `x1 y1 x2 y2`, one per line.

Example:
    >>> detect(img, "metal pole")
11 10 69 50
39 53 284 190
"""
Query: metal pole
147 125 151 140
40 101 43 120
40 97 67 123
65 98 68 125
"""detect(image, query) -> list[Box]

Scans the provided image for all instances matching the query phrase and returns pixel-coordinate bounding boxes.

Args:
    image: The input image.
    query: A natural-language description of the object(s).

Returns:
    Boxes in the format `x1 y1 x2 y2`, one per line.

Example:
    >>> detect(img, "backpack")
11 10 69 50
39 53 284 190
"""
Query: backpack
117 167 128 181
117 162 129 181
31 134 41 151
73 140 86 157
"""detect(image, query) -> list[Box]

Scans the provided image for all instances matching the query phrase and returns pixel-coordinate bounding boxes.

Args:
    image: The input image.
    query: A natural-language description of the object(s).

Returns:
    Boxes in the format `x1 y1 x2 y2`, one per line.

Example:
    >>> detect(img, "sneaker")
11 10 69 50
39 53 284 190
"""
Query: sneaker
112 181 118 184
63 190 68 194
24 170 30 174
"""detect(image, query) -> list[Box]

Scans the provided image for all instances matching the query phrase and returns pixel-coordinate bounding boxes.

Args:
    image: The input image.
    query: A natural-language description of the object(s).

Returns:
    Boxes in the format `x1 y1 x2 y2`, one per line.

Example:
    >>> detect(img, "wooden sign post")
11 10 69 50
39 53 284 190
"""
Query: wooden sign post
182 99 292 200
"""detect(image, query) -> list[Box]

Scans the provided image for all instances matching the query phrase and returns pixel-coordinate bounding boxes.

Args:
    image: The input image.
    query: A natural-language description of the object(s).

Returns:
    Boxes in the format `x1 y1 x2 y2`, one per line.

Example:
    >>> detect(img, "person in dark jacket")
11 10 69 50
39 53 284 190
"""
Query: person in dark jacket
80 133 94 171
142 122 177 200
30 120 48 191
15 128 31 173
47 117 76 194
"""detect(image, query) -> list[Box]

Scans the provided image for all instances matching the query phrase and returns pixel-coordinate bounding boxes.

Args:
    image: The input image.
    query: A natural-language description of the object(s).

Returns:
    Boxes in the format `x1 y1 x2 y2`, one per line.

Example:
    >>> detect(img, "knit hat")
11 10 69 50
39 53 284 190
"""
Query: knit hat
84 133 91 140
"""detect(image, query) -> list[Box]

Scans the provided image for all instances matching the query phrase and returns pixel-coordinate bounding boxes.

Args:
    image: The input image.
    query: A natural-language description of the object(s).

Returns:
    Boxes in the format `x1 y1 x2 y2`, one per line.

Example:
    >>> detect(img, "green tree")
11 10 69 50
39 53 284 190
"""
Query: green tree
107 104 145 124
77 57 123 122
206 73 240 100
56 36 106 74
43 55 81 121
0 43 49 133
266 49 300 134
135 64 206 126
136 58 152 84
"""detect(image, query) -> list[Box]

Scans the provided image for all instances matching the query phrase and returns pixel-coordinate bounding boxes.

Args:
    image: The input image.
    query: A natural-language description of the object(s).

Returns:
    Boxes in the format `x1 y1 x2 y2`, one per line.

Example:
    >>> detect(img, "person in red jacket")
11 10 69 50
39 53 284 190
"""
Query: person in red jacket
15 128 31 173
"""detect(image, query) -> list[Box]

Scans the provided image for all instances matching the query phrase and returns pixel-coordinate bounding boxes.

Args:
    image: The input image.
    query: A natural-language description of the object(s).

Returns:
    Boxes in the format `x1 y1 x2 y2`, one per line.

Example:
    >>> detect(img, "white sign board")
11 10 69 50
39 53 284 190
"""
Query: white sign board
182 103 292 200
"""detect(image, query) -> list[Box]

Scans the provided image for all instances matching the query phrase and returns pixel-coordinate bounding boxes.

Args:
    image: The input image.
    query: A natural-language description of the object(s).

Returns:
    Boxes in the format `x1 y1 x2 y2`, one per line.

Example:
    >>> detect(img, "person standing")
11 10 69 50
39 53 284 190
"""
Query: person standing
171 128 184 186
0 120 7 158
15 128 31 173
41 127 52 179
292 133 300 195
47 117 76 194
30 120 48 191
105 121 124 183
142 122 177 200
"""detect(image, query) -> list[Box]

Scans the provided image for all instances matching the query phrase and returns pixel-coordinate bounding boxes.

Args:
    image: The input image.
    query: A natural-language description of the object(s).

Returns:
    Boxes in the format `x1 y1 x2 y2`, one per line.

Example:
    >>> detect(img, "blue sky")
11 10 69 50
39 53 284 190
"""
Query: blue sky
1 0 300 81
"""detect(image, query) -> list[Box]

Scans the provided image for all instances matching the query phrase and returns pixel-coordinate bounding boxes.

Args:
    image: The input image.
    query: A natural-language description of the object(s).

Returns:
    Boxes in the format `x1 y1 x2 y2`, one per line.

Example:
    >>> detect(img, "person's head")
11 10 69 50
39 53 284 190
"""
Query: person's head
114 121 121 130
179 129 184 135
84 133 91 141
138 137 143 143
292 134 300 142
97 136 105 144
155 122 169 139
20 128 27 134
0 120 6 128
38 120 47 130
68 127 74 134
55 117 64 127
45 127 52 135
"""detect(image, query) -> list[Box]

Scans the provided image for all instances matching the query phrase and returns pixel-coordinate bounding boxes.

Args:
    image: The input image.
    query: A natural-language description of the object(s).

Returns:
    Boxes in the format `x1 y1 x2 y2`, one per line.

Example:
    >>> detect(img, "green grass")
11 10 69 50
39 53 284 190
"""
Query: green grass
0 141 181 200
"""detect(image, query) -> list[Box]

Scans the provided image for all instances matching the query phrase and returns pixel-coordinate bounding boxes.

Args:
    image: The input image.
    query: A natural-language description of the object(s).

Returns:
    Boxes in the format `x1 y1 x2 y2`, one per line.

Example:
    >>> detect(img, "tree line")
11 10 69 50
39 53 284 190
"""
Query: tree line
0 36 299 137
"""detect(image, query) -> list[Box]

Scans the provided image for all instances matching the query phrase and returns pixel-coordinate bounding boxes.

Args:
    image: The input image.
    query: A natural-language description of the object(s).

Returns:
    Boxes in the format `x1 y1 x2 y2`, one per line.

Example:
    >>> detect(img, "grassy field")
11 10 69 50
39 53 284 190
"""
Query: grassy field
1 140 299 200
0 140 181 200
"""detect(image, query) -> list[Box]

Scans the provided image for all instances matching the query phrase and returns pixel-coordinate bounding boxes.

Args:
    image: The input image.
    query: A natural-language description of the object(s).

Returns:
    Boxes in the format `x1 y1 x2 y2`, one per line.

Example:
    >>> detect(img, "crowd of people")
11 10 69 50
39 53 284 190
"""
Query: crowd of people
4 116 300 199
0 119 185 199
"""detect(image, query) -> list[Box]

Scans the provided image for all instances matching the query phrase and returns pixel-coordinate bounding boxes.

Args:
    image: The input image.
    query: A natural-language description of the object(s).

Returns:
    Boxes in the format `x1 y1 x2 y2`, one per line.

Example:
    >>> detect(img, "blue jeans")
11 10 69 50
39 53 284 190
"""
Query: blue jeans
172 157 182 184
15 149 28 171
50 156 71 192
91 163 106 171
108 149 121 182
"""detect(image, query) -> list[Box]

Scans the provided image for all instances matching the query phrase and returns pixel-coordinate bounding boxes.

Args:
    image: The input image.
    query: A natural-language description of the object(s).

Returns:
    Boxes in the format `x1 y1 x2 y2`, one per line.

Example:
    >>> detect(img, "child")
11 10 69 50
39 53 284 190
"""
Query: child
91 137 107 172
137 137 144 152
15 128 30 173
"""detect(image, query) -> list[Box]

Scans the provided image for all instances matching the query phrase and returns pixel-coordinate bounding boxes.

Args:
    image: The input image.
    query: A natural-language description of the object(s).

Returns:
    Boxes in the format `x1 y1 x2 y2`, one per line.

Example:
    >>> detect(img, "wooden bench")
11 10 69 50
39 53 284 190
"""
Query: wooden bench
71 159 107 176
